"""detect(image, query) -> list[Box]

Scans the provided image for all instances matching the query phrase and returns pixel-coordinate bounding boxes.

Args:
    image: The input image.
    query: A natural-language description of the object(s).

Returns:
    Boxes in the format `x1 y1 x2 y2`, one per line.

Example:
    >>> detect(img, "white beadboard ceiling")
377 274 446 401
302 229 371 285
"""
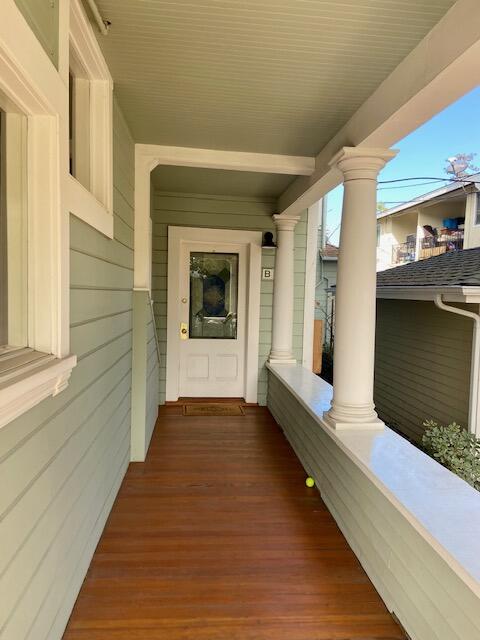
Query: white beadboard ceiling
151 165 294 197
94 0 455 156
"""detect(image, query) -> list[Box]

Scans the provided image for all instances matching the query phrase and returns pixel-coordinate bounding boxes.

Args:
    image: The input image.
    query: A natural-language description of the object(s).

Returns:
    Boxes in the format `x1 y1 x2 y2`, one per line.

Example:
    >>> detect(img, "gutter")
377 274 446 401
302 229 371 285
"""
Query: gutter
375 285 480 303
434 294 480 437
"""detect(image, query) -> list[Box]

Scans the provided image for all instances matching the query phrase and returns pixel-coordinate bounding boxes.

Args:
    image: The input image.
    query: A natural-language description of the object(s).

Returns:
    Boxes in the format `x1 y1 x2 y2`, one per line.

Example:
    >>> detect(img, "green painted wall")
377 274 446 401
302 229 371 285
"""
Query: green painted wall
375 298 473 442
14 0 59 65
0 99 134 640
151 192 307 405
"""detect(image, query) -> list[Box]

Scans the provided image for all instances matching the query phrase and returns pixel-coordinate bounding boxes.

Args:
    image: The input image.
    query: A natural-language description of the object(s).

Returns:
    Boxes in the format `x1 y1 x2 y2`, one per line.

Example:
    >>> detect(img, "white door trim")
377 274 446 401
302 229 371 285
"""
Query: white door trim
166 226 262 403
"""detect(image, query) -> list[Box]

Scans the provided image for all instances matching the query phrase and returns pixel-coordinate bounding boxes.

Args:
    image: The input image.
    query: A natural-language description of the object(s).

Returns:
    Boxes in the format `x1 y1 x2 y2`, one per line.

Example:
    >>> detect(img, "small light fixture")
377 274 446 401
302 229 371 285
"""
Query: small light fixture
262 231 276 249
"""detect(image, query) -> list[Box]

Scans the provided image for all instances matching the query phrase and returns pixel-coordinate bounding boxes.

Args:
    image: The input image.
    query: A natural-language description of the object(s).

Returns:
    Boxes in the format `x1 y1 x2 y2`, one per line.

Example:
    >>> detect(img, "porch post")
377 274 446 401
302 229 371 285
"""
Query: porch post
269 215 299 364
324 147 397 429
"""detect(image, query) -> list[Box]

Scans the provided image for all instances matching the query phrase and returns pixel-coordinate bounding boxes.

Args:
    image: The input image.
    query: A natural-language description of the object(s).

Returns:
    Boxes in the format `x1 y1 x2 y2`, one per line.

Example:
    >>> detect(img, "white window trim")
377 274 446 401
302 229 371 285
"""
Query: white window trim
0 0 76 430
68 0 113 239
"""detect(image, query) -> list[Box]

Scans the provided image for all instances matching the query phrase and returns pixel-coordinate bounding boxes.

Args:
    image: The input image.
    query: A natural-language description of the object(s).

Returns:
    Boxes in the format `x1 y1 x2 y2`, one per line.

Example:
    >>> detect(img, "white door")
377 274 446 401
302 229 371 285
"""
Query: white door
177 240 247 398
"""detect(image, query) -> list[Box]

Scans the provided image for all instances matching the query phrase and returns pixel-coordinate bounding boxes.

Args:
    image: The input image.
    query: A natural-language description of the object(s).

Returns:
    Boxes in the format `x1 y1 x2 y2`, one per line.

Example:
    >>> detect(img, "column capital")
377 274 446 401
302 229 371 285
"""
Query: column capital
272 214 300 231
329 146 397 181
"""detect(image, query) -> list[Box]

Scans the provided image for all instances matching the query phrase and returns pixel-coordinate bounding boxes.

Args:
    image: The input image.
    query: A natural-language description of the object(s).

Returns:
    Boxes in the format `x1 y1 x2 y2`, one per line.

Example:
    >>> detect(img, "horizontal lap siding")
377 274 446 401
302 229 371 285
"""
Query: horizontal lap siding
0 100 135 640
152 192 307 405
374 299 472 443
267 373 480 640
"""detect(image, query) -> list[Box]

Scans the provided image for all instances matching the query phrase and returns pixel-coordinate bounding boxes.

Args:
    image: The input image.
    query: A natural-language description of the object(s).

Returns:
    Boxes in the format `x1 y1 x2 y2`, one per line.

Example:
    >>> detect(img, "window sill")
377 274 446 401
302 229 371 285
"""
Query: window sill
67 175 113 238
0 351 77 430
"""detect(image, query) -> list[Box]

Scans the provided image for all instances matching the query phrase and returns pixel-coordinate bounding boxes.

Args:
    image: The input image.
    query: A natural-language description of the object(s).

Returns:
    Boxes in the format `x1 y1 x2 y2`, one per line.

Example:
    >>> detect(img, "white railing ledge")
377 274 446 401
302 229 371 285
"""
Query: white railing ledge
266 362 480 598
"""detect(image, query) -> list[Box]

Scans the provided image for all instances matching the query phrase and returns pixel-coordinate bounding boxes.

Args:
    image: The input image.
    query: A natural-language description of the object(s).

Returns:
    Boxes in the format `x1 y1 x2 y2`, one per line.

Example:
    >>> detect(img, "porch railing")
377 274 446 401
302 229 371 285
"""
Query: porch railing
418 230 464 260
391 240 416 265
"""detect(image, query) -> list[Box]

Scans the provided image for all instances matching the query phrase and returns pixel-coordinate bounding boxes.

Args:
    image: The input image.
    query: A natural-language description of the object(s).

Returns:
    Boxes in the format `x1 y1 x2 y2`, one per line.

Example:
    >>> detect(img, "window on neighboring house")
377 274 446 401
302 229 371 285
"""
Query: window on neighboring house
376 223 381 247
475 193 480 226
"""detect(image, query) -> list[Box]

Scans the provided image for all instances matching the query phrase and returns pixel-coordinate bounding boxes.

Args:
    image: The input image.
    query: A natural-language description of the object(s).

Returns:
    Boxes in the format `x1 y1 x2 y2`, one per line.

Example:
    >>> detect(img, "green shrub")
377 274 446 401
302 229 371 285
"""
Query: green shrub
422 420 480 490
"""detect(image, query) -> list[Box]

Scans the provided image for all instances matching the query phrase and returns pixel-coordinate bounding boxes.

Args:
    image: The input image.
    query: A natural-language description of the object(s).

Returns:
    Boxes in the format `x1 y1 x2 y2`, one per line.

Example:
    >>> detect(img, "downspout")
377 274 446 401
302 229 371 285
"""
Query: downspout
434 294 480 436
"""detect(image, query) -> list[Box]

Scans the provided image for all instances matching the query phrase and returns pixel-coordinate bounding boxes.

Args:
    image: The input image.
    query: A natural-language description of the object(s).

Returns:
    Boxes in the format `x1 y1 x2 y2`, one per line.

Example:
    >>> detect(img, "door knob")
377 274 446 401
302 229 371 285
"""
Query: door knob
181 297 187 303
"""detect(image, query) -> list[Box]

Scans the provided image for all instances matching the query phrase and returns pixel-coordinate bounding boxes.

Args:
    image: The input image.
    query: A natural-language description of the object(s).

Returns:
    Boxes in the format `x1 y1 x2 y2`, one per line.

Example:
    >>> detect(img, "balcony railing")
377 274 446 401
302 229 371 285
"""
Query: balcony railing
392 240 416 265
418 230 464 260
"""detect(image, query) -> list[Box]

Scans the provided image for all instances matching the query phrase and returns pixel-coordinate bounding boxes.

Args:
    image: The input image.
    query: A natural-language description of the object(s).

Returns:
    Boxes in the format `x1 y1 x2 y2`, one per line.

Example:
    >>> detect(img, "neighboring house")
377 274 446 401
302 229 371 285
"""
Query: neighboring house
315 241 338 347
3 2 480 640
375 248 480 443
376 174 480 271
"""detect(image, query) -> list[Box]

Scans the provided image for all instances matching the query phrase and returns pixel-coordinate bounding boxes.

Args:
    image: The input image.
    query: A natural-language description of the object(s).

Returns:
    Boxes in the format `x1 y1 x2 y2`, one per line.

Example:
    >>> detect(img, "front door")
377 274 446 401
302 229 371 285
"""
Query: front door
177 240 247 398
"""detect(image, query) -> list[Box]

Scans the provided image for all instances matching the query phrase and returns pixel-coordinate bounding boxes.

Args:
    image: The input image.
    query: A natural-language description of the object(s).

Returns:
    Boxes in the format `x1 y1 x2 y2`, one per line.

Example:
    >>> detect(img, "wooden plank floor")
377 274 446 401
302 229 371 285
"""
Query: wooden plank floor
63 405 405 640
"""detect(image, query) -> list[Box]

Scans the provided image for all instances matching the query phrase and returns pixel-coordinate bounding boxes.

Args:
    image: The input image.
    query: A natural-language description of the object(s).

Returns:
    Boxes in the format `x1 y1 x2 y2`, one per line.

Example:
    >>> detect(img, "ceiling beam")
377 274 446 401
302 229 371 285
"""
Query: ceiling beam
136 143 315 176
277 0 480 217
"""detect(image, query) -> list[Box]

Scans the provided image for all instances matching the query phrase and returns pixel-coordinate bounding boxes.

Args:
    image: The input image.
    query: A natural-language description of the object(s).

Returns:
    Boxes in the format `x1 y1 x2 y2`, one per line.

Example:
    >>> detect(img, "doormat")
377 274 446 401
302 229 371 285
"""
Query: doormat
183 403 245 417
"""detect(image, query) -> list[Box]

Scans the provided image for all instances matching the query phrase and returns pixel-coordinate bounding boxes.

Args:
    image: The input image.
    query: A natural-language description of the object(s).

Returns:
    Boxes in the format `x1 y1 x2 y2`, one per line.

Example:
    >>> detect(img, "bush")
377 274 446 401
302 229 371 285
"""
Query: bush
422 420 480 490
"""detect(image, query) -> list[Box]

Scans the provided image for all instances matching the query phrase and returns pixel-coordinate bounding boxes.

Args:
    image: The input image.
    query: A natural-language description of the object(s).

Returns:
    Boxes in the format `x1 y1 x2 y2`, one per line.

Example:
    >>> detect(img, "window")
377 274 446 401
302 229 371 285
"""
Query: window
376 223 381 247
67 0 113 238
0 3 76 429
189 252 239 339
0 109 28 351
69 65 90 190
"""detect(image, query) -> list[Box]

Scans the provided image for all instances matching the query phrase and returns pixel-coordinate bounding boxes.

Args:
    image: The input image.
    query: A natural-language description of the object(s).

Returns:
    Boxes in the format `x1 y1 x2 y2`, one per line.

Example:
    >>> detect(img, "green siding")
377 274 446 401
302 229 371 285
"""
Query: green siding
375 298 473 443
0 99 134 640
151 192 307 405
14 0 59 66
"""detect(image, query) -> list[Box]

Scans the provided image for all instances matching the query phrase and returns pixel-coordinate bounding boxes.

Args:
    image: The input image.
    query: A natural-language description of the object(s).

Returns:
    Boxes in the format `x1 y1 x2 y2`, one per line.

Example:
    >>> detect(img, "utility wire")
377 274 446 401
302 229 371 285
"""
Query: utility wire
378 175 479 184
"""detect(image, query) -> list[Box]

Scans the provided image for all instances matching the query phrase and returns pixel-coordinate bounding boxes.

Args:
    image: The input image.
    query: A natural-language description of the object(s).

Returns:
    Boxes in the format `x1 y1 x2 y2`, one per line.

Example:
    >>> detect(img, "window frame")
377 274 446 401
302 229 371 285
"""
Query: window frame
0 0 76 430
68 0 113 238
474 191 480 227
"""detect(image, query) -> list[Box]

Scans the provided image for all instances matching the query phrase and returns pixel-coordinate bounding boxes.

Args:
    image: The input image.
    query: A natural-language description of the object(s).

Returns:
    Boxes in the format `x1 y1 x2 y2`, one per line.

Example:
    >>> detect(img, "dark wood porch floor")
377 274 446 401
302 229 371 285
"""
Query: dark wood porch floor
63 405 404 639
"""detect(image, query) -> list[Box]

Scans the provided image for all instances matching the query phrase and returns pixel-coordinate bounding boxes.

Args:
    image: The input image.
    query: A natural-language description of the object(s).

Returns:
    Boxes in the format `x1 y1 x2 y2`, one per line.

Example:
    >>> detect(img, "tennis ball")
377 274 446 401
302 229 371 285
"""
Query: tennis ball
305 476 315 488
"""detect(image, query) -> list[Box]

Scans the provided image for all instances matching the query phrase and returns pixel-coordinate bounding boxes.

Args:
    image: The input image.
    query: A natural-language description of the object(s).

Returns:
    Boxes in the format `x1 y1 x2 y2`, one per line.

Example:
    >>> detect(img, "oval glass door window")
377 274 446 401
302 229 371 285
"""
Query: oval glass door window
189 252 238 339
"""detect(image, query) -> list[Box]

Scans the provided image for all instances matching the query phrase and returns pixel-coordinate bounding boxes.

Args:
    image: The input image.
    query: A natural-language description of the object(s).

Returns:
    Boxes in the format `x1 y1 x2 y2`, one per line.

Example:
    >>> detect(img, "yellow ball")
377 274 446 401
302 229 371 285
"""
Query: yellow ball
305 476 315 488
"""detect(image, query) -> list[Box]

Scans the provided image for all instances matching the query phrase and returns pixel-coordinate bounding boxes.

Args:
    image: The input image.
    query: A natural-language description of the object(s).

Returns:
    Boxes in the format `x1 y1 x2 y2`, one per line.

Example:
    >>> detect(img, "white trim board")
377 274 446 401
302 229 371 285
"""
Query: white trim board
136 144 315 176
166 226 262 403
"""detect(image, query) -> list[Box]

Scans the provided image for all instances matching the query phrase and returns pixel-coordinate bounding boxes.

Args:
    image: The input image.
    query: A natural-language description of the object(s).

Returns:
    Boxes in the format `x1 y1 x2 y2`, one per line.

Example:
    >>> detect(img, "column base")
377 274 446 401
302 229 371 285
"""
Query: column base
268 357 297 365
323 403 384 431
268 349 296 365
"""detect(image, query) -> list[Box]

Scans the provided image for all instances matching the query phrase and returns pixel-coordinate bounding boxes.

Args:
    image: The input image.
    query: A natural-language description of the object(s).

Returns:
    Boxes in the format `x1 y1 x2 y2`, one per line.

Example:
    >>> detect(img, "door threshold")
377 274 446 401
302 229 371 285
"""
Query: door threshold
166 397 258 407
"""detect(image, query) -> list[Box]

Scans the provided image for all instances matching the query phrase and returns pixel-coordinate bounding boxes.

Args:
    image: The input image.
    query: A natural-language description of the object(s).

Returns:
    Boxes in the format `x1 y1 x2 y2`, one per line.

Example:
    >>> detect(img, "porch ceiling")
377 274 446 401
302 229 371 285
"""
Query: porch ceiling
151 165 294 198
93 0 455 156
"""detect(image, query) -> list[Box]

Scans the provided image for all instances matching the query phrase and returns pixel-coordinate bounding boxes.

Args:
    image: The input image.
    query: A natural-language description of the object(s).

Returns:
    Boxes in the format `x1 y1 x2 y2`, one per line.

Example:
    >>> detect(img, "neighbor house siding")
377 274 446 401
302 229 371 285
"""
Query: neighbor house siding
151 192 307 405
315 258 337 344
0 100 134 640
375 298 473 443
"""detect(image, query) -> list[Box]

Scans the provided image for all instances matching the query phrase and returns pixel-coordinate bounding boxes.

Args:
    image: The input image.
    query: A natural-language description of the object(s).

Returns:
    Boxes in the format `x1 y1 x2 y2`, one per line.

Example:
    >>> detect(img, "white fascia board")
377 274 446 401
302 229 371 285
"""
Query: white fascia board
278 0 480 216
376 286 480 303
136 143 315 176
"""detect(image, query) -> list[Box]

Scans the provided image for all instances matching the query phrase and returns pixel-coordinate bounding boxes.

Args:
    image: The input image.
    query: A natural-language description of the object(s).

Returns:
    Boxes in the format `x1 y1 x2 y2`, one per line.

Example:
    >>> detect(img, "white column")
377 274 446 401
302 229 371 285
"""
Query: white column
324 147 397 430
269 215 299 364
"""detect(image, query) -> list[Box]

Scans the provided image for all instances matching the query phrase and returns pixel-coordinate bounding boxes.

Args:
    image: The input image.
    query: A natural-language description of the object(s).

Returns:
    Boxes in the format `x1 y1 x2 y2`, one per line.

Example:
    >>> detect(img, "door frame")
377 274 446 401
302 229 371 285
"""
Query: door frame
166 226 262 403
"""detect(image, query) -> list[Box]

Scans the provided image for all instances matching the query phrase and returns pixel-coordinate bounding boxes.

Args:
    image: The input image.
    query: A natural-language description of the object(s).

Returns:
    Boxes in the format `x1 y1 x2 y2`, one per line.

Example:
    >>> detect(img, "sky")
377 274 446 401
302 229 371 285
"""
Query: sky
325 86 480 246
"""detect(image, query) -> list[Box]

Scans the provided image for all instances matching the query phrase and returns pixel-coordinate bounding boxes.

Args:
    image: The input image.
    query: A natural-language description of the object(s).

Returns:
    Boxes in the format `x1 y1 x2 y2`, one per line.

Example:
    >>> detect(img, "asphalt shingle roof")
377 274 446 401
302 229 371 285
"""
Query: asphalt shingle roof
376 248 480 288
